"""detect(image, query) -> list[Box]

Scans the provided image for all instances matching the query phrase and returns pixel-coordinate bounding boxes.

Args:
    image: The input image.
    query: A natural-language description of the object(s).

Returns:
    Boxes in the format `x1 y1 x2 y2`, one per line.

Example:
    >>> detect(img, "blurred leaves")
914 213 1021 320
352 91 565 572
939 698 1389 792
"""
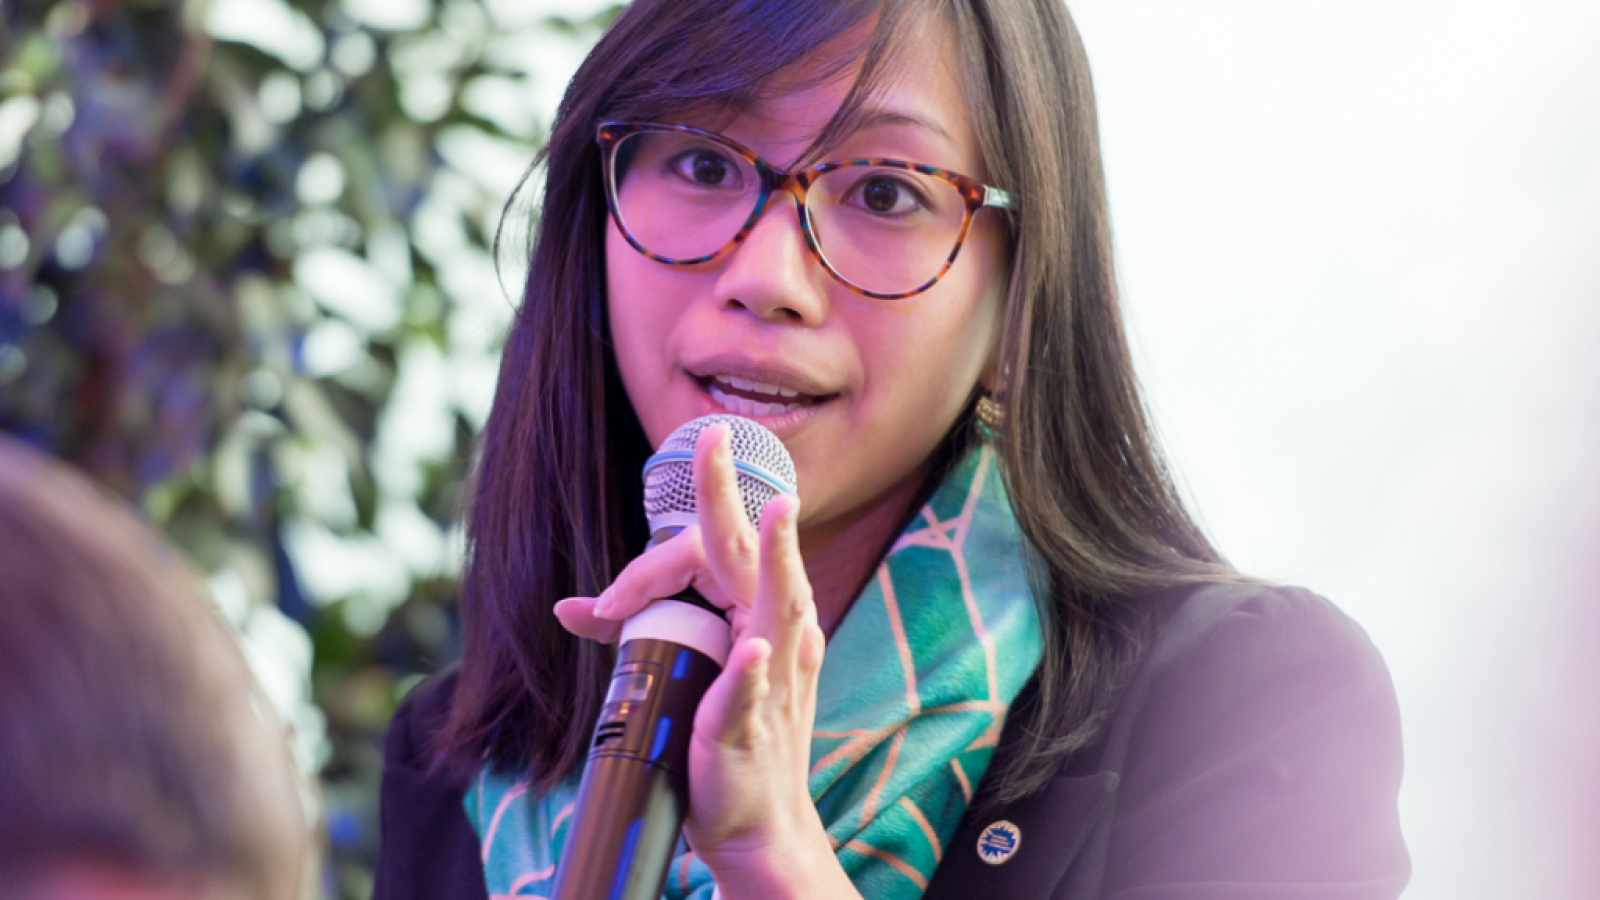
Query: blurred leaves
0 0 618 895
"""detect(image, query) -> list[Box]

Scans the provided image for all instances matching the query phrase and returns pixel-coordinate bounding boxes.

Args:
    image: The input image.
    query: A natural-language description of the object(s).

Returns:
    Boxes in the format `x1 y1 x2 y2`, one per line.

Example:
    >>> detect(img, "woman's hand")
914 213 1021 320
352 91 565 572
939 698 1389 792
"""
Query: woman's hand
553 424 855 899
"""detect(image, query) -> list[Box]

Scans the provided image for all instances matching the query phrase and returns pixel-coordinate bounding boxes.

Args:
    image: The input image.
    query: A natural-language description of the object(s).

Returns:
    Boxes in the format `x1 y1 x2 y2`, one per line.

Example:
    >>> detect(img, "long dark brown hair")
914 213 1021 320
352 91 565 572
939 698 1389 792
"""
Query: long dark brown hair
440 0 1242 805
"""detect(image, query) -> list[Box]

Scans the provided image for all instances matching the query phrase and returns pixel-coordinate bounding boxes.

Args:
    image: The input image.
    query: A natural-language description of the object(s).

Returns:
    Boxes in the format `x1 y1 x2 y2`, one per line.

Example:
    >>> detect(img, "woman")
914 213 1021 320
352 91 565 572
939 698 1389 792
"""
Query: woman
375 0 1408 897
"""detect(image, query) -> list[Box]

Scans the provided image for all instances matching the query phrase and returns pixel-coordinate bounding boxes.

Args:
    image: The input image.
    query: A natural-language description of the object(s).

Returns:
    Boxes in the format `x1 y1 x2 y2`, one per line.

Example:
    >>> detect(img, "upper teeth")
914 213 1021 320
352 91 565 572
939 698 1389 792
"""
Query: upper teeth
714 375 798 398
707 375 813 418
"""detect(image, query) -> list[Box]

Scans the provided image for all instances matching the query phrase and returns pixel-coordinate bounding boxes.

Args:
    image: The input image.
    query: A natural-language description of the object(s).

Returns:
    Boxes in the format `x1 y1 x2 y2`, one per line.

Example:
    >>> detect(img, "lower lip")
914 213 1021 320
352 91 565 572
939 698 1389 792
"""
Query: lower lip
694 380 834 437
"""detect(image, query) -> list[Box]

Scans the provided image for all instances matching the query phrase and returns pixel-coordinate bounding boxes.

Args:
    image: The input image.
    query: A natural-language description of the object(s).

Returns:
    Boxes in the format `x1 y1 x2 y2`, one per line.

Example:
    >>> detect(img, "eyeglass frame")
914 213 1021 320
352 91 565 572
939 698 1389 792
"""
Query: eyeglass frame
596 120 1014 301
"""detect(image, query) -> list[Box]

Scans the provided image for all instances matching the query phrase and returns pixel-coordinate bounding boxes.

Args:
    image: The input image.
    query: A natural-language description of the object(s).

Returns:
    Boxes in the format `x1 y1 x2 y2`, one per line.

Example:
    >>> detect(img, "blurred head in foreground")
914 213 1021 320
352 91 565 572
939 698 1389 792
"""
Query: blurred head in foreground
0 437 305 900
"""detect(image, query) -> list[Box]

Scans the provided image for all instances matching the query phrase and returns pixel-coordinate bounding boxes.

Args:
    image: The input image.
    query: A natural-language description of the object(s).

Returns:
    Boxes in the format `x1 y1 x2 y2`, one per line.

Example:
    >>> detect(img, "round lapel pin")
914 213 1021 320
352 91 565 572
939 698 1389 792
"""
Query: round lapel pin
977 819 1021 865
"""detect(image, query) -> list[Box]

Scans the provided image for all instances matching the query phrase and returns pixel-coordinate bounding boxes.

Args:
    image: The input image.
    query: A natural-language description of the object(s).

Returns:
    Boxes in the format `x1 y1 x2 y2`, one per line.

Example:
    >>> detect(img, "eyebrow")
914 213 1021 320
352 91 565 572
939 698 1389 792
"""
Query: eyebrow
851 106 953 144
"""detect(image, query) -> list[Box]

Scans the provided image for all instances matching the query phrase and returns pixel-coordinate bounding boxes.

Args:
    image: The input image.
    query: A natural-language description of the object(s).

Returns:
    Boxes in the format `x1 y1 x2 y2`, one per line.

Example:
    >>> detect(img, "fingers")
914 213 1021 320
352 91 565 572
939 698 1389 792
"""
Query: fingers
561 422 816 673
552 597 624 643
694 636 772 750
593 526 734 618
557 525 731 644
753 493 821 679
693 424 761 603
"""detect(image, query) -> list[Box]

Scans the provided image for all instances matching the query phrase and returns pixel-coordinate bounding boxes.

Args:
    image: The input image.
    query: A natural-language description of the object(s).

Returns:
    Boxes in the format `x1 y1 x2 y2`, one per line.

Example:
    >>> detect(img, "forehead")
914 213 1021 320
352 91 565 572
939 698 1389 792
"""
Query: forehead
681 14 983 176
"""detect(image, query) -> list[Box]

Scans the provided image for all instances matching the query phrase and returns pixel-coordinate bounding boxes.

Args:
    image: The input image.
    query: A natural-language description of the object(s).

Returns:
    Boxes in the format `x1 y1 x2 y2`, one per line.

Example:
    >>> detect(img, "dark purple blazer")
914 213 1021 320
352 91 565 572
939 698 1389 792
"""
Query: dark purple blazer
374 583 1410 899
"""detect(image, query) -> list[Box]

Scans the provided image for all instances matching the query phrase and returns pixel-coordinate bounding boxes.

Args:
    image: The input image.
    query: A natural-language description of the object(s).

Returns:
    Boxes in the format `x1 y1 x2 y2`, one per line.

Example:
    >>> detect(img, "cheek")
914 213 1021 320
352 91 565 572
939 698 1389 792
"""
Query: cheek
605 227 672 433
892 256 1003 434
607 228 681 344
882 259 1003 406
844 279 1001 484
964 222 1011 367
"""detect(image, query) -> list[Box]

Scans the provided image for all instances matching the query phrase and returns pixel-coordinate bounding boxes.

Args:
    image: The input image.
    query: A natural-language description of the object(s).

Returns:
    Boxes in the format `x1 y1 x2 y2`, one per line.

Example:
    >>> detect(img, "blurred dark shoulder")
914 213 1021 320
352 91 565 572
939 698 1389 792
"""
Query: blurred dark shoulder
384 667 465 779
374 666 487 900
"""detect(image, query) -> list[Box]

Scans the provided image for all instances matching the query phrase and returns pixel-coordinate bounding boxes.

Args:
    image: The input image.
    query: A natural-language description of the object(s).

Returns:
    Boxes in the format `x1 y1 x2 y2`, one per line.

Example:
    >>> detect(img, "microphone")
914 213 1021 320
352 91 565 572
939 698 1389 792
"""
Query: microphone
552 414 797 900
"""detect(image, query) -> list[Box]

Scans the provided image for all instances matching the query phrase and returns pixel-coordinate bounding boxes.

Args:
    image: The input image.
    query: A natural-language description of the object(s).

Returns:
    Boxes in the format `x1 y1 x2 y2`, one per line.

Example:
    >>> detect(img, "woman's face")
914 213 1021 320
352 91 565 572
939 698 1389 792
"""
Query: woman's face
606 21 1008 548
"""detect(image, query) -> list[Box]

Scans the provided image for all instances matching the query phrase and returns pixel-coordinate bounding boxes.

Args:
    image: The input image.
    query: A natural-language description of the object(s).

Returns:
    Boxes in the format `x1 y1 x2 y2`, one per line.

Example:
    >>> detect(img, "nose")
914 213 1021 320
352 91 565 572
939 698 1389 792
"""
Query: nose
711 189 831 326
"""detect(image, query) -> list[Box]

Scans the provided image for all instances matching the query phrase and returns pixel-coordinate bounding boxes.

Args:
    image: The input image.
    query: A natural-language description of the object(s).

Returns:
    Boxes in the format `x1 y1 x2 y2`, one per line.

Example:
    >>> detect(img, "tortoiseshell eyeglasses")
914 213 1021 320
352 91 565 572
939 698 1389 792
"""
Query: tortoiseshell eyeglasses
597 121 1013 300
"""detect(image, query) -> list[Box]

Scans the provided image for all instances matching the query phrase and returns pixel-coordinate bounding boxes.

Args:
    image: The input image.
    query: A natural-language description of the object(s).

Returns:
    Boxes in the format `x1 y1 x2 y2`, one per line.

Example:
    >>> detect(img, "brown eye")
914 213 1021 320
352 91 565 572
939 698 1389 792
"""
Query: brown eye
670 147 740 188
691 152 728 185
842 173 925 217
862 178 900 212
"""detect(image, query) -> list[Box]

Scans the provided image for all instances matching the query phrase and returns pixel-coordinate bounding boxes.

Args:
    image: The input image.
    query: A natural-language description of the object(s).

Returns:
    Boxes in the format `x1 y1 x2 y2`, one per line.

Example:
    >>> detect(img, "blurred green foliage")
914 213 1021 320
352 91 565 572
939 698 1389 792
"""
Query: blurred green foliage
0 0 618 896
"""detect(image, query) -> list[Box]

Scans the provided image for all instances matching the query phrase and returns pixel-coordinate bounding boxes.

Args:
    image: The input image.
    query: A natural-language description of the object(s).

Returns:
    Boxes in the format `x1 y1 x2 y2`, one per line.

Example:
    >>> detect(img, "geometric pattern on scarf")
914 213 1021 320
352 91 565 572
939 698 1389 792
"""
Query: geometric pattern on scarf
465 442 1043 900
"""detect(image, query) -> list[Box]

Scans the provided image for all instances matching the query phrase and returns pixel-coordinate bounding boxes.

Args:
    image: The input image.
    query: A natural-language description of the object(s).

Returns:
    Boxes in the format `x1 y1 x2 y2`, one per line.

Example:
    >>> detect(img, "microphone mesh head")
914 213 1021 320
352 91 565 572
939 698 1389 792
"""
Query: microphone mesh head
644 415 797 530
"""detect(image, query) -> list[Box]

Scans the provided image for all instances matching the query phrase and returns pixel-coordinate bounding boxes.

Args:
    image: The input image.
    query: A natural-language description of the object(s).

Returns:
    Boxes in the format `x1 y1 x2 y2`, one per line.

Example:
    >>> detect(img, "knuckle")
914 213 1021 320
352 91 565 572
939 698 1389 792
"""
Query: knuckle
780 585 813 622
779 596 805 622
720 528 759 564
799 625 826 668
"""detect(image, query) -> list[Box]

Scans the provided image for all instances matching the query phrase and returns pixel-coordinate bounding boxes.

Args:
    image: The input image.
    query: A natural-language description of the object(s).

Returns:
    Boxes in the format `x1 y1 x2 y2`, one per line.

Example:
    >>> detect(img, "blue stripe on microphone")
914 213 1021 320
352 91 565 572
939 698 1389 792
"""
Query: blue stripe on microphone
642 450 796 494
649 717 672 762
609 819 643 900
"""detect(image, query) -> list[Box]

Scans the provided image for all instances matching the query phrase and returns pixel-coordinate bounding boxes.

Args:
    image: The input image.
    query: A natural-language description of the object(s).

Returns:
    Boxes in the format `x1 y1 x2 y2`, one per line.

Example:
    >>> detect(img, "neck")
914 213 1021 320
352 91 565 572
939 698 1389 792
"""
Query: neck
798 464 931 637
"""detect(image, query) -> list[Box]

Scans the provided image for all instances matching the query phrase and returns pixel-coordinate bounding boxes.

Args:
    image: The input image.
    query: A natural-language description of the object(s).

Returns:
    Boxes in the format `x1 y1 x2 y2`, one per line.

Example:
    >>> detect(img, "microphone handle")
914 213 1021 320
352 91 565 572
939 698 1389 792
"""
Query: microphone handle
552 593 726 900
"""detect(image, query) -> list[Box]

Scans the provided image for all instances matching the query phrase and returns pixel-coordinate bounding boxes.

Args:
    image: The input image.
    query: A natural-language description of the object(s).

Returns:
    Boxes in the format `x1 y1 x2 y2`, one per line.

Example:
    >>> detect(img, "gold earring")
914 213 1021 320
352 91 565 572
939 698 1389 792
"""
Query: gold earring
975 393 1004 433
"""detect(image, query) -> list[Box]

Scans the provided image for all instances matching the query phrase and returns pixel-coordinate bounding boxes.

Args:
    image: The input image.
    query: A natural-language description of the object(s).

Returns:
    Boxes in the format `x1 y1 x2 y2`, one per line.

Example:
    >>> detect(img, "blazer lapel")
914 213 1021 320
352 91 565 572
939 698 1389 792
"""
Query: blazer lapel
923 770 1119 900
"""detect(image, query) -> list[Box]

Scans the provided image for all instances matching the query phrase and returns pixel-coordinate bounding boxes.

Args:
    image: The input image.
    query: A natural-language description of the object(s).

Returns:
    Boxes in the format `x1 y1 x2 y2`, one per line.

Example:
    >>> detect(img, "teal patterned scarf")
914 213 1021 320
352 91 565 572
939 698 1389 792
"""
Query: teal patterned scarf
466 443 1043 899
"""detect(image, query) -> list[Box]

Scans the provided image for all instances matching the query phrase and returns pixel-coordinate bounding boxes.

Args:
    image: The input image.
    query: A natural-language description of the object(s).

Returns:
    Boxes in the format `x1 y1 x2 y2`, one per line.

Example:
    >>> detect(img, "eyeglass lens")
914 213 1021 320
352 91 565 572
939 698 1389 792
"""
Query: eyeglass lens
610 131 970 296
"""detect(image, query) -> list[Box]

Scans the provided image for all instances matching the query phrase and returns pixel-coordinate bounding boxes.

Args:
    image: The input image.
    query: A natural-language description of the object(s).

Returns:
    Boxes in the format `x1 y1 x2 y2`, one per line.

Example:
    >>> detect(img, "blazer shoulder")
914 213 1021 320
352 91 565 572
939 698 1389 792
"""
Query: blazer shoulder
918 581 1408 900
1161 580 1379 655
384 665 463 777
374 665 490 900
1089 581 1409 897
1140 581 1395 713
1111 580 1403 793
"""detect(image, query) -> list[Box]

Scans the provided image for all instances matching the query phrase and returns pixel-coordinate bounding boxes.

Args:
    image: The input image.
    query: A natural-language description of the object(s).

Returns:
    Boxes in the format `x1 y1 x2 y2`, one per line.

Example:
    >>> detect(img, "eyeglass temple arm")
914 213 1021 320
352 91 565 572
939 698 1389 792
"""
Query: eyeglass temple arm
982 186 1013 210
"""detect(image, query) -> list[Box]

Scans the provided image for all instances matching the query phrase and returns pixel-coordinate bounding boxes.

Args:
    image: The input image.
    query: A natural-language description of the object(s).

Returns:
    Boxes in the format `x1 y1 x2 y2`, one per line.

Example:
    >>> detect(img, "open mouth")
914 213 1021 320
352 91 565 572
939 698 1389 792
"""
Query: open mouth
701 374 831 418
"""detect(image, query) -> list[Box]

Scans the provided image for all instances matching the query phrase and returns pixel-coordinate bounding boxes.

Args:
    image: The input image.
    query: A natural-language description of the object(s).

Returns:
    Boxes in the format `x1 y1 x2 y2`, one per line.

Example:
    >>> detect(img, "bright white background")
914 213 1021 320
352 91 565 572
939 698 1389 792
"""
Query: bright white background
1069 2 1600 898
